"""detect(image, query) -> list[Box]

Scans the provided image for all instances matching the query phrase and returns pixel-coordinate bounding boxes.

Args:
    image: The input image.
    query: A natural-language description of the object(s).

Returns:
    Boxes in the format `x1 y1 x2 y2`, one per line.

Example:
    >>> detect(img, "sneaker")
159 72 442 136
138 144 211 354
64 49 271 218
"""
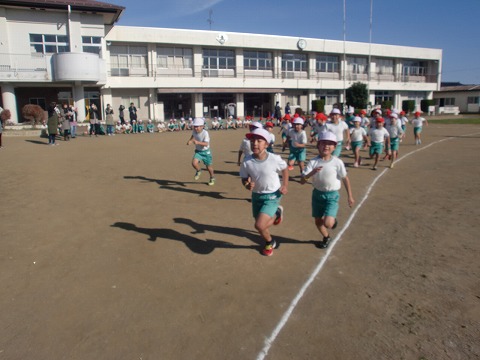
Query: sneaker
208 177 215 186
273 206 284 225
316 236 331 249
353 162 358 168
372 166 377 171
288 165 294 171
390 162 395 169
332 219 338 230
194 170 202 180
358 157 362 166
262 240 277 256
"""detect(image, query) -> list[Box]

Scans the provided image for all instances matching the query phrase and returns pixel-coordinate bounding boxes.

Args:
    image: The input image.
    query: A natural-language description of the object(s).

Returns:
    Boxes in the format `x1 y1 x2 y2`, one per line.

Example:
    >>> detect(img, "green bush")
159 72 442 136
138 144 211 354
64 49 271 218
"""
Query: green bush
311 99 325 113
381 100 393 112
421 99 435 113
402 100 415 113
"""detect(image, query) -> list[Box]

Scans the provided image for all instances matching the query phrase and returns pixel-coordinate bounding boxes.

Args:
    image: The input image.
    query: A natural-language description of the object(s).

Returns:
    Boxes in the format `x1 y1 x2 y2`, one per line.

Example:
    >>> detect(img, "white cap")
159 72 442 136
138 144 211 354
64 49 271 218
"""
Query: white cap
353 116 362 122
318 131 338 144
293 118 304 125
331 108 341 115
192 118 204 126
389 113 398 119
246 128 272 143
249 121 263 129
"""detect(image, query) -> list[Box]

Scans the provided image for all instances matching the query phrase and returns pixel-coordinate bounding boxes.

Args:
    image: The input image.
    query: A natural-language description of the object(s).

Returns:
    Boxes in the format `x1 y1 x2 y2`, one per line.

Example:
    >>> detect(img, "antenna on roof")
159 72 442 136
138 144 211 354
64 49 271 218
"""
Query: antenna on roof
207 9 213 30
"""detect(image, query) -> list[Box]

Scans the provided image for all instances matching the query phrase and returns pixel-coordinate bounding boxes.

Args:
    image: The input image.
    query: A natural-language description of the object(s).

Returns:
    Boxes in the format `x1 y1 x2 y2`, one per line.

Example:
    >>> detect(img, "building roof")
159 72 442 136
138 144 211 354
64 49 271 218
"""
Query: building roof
0 0 125 24
438 85 480 92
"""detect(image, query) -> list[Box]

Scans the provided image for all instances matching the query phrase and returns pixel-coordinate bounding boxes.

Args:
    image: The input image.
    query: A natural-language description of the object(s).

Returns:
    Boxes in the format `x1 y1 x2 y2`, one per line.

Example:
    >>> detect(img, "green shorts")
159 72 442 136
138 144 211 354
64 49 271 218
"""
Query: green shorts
312 189 339 218
414 127 422 135
390 137 400 151
369 142 384 156
351 140 363 152
194 149 213 166
288 147 306 162
252 190 282 218
332 141 343 157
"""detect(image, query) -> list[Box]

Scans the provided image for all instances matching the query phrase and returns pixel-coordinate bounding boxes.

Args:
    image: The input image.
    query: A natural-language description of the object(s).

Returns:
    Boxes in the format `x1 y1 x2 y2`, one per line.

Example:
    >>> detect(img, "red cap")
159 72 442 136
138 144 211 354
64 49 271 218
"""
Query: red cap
415 111 421 116
265 121 274 128
283 114 291 120
376 117 385 123
400 111 405 115
315 113 328 121
360 109 367 115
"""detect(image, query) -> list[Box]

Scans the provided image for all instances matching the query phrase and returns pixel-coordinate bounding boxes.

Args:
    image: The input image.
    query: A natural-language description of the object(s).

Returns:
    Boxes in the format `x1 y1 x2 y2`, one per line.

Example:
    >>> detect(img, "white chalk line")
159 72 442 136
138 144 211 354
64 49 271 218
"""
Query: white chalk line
256 130 480 360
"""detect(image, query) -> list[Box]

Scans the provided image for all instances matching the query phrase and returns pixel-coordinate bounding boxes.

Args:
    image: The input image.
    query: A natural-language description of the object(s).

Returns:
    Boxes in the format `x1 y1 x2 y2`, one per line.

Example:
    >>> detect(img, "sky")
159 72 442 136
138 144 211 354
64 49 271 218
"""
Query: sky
105 0 480 85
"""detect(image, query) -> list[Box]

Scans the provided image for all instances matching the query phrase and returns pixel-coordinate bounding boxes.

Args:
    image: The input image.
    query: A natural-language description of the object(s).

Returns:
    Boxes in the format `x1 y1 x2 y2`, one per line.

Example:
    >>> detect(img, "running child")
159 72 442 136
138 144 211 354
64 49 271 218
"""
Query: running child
301 131 354 249
286 117 307 173
237 121 262 165
349 117 368 167
187 118 215 186
279 114 292 152
367 117 390 170
411 111 428 145
385 113 404 168
265 121 276 153
326 108 350 157
240 128 289 256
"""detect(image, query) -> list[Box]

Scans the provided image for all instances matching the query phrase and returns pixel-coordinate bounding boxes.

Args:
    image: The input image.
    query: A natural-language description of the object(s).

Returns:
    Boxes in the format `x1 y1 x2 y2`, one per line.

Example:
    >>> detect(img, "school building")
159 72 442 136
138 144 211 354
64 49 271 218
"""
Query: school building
1 0 443 123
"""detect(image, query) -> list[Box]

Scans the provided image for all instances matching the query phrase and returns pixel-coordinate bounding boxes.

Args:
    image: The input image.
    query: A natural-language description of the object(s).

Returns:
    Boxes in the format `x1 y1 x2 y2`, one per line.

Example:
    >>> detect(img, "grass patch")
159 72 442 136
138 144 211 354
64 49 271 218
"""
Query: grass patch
428 118 480 125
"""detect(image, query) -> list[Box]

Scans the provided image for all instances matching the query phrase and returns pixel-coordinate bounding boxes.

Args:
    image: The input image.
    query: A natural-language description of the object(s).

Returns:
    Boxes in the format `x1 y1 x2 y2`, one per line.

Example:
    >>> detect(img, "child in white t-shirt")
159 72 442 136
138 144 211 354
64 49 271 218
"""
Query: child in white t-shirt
301 131 354 249
367 117 390 170
240 128 288 256
349 117 368 167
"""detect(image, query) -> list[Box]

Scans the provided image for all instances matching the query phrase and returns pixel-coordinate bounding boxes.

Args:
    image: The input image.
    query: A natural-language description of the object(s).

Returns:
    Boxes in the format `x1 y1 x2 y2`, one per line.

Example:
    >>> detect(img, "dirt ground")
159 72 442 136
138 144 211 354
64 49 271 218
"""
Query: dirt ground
1 122 479 360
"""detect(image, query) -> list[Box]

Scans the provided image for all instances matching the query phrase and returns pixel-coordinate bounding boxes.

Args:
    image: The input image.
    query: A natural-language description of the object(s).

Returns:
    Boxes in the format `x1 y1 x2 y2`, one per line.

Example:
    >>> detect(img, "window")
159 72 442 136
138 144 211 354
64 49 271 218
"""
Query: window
202 48 235 70
402 60 426 76
157 47 193 69
29 98 46 110
110 45 148 76
315 90 339 106
445 98 455 106
316 55 339 73
282 53 307 72
467 96 479 104
347 56 368 74
82 36 102 54
244 51 273 70
30 33 70 54
375 91 393 105
376 58 393 74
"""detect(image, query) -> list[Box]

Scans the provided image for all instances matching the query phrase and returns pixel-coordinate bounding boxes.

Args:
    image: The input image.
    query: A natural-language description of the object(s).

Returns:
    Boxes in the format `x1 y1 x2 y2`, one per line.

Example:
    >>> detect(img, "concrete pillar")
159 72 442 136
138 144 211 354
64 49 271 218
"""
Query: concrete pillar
1 83 18 123
307 90 316 113
236 93 244 118
73 83 85 122
148 88 156 120
193 93 203 118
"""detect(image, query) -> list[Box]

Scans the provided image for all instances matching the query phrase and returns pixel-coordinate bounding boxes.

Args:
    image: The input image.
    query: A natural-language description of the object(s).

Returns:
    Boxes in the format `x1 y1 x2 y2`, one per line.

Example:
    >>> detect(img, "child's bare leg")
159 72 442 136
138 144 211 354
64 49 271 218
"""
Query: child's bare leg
192 158 201 172
206 165 215 178
255 213 275 242
372 154 379 169
298 161 305 173
315 217 329 238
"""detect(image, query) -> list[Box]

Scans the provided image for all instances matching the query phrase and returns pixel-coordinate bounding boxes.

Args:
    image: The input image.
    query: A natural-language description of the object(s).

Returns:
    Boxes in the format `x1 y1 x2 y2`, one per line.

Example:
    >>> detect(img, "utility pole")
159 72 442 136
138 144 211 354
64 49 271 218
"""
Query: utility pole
207 9 213 30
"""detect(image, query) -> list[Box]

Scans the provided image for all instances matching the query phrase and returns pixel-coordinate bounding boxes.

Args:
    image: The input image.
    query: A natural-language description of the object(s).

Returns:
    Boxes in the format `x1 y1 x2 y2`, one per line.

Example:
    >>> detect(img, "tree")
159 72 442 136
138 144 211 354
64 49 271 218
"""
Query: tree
0 109 11 124
22 104 46 126
346 82 368 109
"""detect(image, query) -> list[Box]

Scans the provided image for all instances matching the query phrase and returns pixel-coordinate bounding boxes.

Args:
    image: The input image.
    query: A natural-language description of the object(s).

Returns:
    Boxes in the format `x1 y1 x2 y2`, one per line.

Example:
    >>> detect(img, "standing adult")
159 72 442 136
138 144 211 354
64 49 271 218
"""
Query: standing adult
89 103 100 136
69 106 78 138
128 102 137 124
274 101 282 125
0 105 4 149
61 103 71 141
105 104 115 136
285 102 291 116
47 102 60 145
118 104 125 124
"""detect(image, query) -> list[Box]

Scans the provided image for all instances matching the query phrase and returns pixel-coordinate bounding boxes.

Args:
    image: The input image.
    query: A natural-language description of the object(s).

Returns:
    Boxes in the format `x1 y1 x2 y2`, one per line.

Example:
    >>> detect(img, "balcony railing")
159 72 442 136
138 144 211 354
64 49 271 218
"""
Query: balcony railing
0 53 49 80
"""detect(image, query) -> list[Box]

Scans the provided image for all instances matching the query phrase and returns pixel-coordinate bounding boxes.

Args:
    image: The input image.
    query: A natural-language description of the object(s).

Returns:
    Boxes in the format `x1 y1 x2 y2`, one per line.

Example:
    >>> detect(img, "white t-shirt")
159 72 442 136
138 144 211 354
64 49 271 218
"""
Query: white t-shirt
399 116 409 126
326 121 349 141
411 117 426 128
303 156 347 192
287 129 307 148
239 152 287 194
368 127 390 143
239 137 253 156
349 127 367 142
387 122 404 138
193 129 210 151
